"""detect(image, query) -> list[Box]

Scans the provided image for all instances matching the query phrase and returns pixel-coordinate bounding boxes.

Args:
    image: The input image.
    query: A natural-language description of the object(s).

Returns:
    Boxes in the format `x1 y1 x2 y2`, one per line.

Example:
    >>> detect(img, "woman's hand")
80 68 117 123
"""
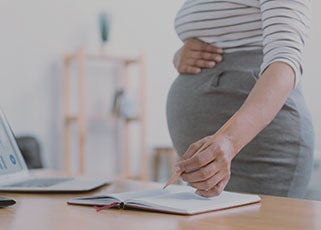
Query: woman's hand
173 38 223 74
175 134 235 197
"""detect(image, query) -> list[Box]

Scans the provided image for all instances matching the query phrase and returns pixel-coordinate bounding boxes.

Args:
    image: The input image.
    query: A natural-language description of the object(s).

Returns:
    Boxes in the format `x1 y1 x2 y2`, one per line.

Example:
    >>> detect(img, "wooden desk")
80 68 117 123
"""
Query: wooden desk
1 179 321 230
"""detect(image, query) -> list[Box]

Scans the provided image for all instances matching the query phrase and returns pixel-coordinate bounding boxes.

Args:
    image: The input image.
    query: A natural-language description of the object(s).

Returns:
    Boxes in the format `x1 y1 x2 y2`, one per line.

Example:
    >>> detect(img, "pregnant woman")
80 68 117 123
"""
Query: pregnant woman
166 0 314 198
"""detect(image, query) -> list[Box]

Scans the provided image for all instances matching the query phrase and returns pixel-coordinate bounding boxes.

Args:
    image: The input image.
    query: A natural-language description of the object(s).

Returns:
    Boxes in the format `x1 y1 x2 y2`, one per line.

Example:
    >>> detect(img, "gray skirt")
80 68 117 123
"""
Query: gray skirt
166 50 314 198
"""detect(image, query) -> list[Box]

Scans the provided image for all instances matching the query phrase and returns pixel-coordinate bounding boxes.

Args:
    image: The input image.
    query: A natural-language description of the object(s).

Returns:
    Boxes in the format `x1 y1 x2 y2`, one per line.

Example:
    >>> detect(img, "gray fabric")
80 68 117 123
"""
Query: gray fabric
166 50 314 198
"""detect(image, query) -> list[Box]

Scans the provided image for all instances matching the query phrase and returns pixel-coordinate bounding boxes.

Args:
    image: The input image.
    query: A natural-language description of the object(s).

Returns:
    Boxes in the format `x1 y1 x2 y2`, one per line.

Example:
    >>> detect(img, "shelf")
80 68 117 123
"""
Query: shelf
65 116 78 123
63 49 148 180
65 115 141 123
65 52 140 65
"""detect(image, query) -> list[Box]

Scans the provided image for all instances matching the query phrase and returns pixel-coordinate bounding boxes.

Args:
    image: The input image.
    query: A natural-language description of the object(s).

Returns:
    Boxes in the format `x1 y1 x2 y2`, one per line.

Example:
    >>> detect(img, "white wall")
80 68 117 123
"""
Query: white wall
0 0 184 170
303 1 321 158
0 0 320 172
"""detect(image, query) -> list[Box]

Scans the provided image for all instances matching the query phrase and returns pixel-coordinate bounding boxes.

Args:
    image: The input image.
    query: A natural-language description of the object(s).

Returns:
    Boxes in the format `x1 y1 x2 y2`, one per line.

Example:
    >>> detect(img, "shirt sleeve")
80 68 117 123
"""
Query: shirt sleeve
259 0 311 87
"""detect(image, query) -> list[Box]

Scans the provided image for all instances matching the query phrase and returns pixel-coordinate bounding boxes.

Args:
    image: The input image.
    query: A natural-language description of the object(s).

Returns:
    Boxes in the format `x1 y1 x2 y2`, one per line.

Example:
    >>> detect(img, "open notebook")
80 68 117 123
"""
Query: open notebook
68 185 261 215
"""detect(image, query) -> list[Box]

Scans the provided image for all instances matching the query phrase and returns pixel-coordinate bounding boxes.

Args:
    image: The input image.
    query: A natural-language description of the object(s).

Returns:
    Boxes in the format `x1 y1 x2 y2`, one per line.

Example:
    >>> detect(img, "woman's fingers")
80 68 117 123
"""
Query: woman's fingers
186 38 223 54
176 134 234 197
181 159 220 183
185 50 222 62
181 152 231 192
181 139 208 160
176 143 217 173
188 50 223 62
174 38 223 74
185 58 216 68
196 175 230 197
182 51 223 69
177 55 221 74
189 170 226 191
177 65 201 74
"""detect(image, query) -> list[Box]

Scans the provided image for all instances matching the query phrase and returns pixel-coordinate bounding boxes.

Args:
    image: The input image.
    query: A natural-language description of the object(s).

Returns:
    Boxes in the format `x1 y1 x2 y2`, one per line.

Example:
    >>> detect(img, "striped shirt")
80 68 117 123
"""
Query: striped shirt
175 0 311 86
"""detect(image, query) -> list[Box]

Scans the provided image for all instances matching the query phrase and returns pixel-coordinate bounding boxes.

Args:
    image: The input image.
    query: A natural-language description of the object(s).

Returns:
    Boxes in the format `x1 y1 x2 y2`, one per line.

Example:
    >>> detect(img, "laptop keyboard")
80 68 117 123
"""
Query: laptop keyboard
7 178 72 188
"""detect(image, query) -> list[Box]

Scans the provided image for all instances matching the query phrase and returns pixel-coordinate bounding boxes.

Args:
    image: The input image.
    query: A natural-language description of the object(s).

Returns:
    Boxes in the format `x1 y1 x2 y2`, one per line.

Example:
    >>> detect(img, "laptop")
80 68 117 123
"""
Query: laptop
0 109 110 192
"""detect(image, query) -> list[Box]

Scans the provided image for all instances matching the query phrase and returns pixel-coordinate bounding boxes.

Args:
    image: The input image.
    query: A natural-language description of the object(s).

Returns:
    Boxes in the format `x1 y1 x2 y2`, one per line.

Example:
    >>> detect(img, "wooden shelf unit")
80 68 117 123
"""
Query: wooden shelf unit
63 49 148 180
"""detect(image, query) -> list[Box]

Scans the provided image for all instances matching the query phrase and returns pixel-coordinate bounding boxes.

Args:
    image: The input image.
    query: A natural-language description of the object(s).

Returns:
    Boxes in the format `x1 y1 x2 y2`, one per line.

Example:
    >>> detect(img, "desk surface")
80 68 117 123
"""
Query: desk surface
1 178 321 230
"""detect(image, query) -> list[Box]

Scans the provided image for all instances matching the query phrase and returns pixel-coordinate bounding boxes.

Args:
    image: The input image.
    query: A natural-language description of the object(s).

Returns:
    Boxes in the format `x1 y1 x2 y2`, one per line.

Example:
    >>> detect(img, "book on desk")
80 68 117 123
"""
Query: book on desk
67 184 261 215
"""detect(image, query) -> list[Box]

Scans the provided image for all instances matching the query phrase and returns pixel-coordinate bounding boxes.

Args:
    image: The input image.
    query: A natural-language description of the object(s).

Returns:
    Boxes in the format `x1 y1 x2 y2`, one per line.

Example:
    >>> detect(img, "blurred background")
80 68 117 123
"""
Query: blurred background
0 0 320 200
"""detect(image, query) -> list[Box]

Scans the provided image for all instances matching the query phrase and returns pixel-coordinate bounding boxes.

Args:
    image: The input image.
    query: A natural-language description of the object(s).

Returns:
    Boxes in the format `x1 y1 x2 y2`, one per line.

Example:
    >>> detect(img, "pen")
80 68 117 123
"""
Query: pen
162 171 181 190
162 113 238 189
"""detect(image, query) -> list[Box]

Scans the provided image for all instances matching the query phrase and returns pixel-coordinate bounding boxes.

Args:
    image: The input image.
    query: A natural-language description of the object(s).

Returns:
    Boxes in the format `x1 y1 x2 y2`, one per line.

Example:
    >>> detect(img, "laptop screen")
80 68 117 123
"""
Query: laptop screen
0 116 24 175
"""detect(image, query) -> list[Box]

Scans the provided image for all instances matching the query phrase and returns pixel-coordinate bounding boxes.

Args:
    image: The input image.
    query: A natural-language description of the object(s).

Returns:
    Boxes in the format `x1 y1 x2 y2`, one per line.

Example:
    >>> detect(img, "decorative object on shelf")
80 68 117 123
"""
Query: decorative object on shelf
112 89 138 120
98 11 111 51
112 88 125 118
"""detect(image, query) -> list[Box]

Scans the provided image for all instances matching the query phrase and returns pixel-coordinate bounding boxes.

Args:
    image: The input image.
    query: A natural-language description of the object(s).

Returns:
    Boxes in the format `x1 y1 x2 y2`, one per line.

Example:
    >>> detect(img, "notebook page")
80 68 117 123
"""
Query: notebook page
68 195 121 206
126 188 261 214
113 188 172 201
68 188 174 206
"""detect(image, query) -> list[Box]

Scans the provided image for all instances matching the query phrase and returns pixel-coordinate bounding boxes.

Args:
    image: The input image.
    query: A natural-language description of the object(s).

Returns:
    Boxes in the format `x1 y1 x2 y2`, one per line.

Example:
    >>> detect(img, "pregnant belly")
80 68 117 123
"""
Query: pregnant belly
166 69 256 155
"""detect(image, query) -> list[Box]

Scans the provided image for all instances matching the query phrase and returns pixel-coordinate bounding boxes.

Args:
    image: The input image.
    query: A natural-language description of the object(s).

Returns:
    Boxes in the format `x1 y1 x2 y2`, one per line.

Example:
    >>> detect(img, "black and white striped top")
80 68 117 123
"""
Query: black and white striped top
175 0 311 86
